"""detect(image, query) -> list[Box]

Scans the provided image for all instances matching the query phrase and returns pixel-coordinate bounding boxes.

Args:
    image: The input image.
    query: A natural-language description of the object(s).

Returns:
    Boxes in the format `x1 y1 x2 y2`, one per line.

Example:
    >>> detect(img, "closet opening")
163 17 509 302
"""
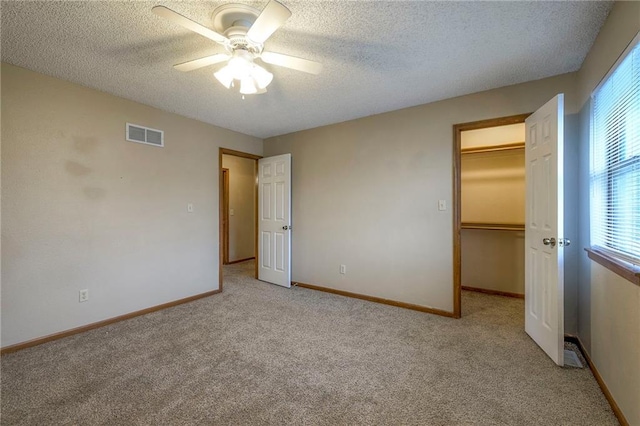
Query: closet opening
452 114 530 317
218 148 262 290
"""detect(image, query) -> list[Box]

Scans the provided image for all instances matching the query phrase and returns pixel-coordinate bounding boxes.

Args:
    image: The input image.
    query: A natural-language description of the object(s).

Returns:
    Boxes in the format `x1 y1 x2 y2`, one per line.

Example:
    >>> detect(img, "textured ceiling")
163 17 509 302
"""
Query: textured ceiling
1 1 613 138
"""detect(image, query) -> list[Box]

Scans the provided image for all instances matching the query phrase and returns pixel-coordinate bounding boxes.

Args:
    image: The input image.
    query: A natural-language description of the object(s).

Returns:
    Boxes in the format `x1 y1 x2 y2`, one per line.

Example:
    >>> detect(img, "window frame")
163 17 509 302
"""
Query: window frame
588 31 640 286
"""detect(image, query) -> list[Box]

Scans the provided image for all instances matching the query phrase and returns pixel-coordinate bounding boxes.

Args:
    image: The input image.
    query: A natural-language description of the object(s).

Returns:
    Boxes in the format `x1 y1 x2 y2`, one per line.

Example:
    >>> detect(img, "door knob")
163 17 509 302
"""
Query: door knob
543 237 556 248
282 225 291 230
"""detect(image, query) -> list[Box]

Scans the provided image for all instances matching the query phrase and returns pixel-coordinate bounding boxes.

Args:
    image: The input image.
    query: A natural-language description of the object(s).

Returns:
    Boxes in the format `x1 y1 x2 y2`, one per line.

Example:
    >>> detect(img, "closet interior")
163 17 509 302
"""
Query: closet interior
460 123 526 298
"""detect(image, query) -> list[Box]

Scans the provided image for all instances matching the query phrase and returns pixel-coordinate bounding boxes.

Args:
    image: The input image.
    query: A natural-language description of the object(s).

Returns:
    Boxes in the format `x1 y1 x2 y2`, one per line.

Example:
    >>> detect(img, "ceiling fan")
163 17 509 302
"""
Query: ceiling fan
152 0 322 95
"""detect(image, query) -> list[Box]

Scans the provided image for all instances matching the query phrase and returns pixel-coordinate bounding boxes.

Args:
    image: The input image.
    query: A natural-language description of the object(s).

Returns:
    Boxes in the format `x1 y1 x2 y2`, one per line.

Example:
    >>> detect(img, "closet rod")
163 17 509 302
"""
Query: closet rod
461 142 524 155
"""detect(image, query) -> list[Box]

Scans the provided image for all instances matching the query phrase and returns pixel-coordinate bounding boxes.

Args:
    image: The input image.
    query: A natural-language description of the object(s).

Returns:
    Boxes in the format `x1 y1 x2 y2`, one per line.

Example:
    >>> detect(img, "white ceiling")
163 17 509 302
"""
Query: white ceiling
1 1 613 139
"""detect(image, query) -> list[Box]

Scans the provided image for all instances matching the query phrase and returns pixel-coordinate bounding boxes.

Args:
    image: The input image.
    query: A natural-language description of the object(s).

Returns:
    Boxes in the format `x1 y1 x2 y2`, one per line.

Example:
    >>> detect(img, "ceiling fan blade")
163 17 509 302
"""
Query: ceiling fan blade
261 52 323 75
174 54 231 72
246 0 292 44
152 6 229 45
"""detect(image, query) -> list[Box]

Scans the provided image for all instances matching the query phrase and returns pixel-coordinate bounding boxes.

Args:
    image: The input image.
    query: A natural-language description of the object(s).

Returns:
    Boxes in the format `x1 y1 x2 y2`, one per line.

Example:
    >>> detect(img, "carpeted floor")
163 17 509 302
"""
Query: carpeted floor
1 260 617 425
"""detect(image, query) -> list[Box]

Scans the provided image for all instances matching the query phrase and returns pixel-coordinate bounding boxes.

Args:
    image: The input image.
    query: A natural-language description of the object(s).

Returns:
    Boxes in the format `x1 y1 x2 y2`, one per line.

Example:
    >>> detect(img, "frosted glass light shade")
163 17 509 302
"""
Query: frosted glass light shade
214 51 274 94
252 65 273 89
240 77 258 95
227 56 253 79
214 66 234 88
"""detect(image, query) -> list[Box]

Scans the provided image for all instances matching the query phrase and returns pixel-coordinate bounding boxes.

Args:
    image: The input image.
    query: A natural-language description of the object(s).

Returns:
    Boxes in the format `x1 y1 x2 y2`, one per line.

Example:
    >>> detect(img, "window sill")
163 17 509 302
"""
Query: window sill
585 248 640 287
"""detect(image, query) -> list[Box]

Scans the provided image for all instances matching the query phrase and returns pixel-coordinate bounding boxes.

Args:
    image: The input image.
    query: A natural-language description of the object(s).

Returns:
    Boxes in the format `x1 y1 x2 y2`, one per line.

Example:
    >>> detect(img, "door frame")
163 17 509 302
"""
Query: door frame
452 113 530 318
218 148 262 291
222 168 230 265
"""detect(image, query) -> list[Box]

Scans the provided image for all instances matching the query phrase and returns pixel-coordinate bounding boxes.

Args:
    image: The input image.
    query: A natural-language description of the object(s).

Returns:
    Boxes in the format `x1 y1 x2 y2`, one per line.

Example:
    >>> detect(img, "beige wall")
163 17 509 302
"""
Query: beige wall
265 72 576 312
461 230 525 295
461 150 525 225
222 154 256 262
574 2 640 424
590 263 640 424
1 63 262 348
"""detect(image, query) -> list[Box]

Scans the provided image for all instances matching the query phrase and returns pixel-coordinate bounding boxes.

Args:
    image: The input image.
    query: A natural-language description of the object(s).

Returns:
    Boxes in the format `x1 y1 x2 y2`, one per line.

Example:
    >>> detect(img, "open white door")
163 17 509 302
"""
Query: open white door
525 94 565 366
258 154 291 288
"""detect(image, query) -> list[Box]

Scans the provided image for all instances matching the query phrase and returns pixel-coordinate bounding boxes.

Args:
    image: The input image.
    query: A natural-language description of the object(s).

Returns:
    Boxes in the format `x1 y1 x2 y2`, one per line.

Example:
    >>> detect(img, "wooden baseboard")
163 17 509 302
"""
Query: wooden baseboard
294 282 456 318
564 334 629 426
1 289 221 355
462 285 524 299
227 257 255 265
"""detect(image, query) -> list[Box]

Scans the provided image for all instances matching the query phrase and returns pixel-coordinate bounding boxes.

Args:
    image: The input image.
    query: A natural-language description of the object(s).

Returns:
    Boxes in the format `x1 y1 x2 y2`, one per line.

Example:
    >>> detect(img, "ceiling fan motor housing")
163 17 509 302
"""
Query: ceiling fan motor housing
225 26 263 54
212 3 264 54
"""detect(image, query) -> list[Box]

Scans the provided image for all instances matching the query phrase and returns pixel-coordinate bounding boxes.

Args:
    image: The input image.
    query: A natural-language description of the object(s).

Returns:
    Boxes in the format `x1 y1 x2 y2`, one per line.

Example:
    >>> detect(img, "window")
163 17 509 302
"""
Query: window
590 35 640 273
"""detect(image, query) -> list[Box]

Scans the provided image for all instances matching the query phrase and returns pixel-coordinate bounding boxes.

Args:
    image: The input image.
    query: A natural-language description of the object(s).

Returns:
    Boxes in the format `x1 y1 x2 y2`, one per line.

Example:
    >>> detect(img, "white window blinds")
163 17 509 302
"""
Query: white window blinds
591 38 640 266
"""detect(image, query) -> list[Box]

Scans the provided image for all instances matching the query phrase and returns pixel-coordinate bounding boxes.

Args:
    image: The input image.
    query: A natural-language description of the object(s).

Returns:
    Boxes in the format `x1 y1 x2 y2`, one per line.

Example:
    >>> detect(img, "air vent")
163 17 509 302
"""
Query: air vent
126 123 164 147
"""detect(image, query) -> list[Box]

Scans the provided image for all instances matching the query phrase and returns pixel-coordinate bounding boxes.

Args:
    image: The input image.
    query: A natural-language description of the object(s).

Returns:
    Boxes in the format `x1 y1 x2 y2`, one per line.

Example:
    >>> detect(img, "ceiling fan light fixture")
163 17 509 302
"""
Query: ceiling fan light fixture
214 66 234 88
227 50 254 79
252 64 273 89
156 2 323 97
214 50 272 94
240 77 258 95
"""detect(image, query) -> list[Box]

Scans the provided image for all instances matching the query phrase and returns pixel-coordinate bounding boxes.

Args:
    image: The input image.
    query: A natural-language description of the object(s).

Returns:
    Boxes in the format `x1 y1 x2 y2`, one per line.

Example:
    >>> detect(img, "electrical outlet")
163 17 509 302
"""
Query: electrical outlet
340 264 346 275
187 203 194 213
79 289 89 303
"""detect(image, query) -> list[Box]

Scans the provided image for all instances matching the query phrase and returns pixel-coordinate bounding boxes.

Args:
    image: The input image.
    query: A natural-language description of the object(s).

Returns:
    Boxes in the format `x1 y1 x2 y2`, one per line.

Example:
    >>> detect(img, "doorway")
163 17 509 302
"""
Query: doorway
218 148 262 290
454 97 567 366
452 114 529 317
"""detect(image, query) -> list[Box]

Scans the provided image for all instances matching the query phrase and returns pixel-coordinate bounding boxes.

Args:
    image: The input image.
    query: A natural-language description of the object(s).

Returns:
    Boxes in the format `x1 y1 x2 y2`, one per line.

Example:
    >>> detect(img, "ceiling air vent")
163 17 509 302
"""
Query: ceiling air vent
126 123 164 147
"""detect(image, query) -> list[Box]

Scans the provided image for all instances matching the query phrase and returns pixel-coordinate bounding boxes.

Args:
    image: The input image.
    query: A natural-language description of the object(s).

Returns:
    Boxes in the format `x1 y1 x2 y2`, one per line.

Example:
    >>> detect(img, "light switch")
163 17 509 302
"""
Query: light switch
187 203 194 213
230 209 235 216
438 200 446 211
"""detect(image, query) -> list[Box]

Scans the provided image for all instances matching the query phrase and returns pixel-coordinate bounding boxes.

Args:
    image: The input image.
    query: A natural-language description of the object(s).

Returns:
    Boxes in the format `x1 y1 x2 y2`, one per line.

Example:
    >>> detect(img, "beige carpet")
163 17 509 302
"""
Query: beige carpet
1 260 617 425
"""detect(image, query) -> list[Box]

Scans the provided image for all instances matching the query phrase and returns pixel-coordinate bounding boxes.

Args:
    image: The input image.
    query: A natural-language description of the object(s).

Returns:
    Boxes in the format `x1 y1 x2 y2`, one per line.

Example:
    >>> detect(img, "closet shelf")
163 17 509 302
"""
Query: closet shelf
461 142 524 155
461 222 525 231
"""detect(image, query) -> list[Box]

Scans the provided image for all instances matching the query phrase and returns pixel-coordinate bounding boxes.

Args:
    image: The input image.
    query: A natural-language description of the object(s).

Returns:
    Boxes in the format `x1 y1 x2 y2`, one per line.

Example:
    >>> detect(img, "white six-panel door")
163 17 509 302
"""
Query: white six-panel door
258 154 291 288
525 94 565 366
